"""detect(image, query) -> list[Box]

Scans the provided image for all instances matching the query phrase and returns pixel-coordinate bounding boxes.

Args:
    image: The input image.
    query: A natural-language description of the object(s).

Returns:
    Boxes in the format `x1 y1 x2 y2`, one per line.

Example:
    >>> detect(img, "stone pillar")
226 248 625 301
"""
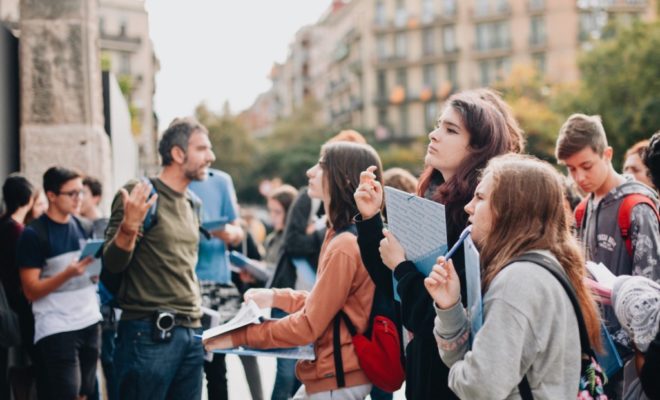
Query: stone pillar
19 0 112 208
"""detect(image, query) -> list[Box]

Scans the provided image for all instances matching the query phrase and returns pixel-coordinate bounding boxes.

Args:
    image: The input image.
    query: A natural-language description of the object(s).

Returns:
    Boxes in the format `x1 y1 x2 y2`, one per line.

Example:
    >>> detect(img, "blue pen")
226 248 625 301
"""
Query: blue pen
443 225 472 261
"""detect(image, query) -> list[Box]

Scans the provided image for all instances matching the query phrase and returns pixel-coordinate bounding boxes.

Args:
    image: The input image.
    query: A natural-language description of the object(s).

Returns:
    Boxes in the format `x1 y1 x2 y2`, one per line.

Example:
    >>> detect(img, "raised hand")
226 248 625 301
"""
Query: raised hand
354 165 383 219
243 288 274 309
379 229 407 270
424 257 461 309
119 181 158 231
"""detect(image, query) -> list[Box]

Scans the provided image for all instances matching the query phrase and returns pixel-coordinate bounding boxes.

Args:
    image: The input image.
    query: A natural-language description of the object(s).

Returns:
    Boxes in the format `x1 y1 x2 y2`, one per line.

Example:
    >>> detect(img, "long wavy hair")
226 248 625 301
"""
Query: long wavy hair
321 142 383 231
479 154 602 349
418 92 512 228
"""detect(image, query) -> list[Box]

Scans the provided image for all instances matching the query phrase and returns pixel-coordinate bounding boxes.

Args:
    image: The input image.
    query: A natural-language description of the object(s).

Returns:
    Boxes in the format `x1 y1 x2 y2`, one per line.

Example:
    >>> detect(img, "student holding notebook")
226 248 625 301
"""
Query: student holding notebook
205 142 382 399
425 154 603 399
354 90 516 399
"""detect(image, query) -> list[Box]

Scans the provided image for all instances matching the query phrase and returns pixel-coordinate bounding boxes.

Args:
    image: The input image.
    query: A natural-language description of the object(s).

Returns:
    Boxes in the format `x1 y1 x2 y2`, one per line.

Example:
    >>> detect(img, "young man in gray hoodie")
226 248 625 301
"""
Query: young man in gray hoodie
556 113 660 399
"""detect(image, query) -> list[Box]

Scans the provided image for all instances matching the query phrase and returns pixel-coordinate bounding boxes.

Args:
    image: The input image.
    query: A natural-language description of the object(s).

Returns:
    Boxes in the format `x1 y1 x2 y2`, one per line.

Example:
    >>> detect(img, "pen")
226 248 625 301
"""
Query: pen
443 225 472 261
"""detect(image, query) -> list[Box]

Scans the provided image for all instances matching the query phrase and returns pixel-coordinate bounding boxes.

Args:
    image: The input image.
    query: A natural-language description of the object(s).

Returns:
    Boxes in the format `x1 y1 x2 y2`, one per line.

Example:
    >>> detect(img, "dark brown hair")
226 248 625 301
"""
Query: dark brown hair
320 142 383 231
267 184 298 216
555 114 608 160
418 92 511 228
472 88 525 154
479 154 602 349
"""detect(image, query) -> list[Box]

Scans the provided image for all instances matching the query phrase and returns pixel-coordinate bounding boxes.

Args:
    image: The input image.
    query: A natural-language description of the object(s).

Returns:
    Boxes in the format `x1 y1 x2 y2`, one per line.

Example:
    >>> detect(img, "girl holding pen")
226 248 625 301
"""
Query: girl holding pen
205 142 383 399
425 155 602 399
354 91 515 399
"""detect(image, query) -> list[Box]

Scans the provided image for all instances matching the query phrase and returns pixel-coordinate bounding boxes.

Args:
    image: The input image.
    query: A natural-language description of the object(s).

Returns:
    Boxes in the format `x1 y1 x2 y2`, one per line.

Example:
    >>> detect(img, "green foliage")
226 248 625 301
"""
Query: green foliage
559 20 660 166
195 103 259 200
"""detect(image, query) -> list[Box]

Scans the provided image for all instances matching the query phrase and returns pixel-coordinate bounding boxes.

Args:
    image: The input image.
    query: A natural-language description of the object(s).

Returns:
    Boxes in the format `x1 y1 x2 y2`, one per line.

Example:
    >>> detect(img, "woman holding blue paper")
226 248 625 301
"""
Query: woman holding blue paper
354 90 516 399
425 155 603 399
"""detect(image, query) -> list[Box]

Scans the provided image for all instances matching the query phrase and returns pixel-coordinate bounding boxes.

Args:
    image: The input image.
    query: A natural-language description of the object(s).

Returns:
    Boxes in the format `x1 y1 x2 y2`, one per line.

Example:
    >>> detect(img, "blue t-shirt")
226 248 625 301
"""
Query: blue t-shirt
189 169 238 283
17 215 89 268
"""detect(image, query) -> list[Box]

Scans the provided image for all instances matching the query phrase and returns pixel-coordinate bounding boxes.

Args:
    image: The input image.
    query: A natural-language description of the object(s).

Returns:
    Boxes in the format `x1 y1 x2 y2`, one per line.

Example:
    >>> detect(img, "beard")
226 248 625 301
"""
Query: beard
184 164 208 181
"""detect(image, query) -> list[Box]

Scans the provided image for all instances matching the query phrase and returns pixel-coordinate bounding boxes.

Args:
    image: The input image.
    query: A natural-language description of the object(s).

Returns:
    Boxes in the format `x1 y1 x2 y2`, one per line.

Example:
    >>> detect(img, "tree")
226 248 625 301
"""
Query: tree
194 102 259 200
560 21 660 166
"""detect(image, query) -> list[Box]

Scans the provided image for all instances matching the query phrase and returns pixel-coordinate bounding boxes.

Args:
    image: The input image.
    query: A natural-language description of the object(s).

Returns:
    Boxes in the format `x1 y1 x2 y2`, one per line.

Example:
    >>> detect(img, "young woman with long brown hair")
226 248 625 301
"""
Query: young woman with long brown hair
206 142 383 400
426 154 602 399
354 91 515 399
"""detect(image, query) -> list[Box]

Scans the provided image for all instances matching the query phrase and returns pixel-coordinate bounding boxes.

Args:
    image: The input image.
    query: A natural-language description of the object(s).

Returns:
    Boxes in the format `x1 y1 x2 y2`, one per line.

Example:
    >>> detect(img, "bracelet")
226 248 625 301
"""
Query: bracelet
119 222 139 237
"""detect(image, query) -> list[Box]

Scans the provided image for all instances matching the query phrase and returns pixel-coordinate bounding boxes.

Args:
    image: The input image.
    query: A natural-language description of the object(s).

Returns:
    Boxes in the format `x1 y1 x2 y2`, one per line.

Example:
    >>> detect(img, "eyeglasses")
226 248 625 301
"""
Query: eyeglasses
58 189 85 198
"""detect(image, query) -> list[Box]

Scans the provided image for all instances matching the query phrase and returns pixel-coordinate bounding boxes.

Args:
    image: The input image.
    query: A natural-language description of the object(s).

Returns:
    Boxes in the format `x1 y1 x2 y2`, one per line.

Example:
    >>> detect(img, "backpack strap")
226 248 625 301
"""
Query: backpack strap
618 194 660 256
574 198 589 231
509 252 595 400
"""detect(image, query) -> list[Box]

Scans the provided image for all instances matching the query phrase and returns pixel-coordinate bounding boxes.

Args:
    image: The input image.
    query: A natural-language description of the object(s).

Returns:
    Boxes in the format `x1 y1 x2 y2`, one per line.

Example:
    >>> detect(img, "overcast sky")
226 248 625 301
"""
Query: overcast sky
145 0 329 131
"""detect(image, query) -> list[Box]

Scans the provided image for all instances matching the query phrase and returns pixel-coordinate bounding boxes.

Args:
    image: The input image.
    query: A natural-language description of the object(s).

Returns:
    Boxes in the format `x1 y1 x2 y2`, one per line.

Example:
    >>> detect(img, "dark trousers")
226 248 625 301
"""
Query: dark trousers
35 323 101 400
204 353 228 400
113 320 204 400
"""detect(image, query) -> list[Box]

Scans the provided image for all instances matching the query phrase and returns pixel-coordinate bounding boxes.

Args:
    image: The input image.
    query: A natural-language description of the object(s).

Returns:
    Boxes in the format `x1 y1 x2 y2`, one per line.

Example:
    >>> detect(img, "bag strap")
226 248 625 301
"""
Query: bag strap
509 253 594 400
574 198 588 231
618 194 660 256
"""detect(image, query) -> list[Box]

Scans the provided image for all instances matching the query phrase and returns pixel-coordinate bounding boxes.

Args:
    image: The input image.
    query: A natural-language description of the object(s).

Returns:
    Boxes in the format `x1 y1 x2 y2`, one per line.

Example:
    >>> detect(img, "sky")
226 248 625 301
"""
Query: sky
145 0 330 131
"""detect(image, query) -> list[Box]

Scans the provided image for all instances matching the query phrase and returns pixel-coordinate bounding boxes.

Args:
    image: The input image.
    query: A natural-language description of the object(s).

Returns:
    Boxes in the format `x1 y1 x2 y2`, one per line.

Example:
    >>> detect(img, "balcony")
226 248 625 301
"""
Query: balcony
529 34 547 49
528 0 545 14
100 32 142 53
471 3 513 22
473 40 513 58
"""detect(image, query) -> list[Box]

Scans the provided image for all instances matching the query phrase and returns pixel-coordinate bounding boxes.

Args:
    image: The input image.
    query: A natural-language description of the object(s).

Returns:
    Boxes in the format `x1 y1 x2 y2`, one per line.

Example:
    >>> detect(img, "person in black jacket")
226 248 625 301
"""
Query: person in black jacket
354 91 515 399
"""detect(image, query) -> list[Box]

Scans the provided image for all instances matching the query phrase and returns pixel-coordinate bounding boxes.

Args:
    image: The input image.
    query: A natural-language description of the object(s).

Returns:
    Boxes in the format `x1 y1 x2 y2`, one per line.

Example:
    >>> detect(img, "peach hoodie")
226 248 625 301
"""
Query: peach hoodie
230 228 375 394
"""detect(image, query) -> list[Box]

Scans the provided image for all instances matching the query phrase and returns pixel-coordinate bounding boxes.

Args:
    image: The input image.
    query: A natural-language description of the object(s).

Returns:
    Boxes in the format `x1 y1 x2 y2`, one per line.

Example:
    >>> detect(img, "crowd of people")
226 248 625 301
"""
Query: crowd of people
1 89 659 400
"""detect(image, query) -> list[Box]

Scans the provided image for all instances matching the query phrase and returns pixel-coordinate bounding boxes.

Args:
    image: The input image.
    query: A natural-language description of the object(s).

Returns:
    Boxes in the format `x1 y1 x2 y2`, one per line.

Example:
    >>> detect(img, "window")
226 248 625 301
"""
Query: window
422 0 435 23
395 32 407 58
396 68 408 89
377 35 388 59
399 105 409 137
442 25 456 53
476 21 510 50
479 61 492 86
422 28 435 55
475 0 489 16
496 0 510 13
423 64 437 87
443 0 457 16
375 0 386 25
425 102 438 132
530 15 545 45
119 18 127 36
529 0 544 11
447 62 458 89
378 108 388 126
119 52 131 75
395 0 407 27
377 70 387 99
99 17 105 35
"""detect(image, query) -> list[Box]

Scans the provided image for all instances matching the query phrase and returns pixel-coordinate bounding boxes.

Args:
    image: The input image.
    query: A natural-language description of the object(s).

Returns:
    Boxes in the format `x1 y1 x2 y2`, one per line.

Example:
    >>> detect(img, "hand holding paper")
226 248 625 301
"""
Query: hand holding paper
243 288 274 309
379 229 406 270
354 165 383 219
204 332 234 351
424 257 461 310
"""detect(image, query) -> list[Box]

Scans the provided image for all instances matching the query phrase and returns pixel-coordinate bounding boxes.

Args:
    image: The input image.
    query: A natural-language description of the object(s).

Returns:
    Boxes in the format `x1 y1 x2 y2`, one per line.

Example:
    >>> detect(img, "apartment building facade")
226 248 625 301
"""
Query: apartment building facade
246 0 656 139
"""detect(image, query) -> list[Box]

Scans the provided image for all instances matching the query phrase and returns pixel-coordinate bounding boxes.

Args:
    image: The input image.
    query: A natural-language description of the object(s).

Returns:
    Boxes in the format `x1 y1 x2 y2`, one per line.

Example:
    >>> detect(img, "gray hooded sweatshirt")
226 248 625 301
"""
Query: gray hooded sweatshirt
579 178 660 348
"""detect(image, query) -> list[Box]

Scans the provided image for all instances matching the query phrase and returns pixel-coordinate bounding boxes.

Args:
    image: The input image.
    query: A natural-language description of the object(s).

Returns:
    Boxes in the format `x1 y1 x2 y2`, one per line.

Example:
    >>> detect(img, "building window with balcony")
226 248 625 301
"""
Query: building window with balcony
447 61 458 89
422 0 435 23
476 21 510 51
395 0 407 27
395 32 407 58
475 0 489 16
496 0 510 13
479 61 492 86
423 64 437 88
442 25 457 53
422 28 435 55
99 17 105 35
443 0 457 16
375 0 386 26
119 18 127 36
530 15 546 46
396 68 408 90
377 35 388 60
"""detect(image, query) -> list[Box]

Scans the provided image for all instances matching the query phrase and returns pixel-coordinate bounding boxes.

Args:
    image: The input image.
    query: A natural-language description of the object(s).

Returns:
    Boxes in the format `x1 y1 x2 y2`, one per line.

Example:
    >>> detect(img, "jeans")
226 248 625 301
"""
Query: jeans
35 323 101 400
271 308 301 400
100 324 117 400
113 320 204 400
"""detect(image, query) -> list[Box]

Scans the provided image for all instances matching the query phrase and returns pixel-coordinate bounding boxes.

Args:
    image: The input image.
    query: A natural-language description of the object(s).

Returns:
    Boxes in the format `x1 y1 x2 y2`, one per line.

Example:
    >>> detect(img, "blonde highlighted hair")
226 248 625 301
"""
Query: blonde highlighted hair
479 154 602 349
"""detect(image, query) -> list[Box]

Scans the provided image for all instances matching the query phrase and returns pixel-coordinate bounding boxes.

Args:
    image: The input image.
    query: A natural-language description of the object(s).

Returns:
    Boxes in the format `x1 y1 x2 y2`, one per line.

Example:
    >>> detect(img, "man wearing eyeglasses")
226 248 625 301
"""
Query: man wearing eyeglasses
17 166 102 400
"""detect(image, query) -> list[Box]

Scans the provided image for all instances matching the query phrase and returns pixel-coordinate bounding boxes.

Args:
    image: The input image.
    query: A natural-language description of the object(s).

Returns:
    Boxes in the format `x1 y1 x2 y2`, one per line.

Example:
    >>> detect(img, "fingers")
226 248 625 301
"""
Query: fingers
359 166 378 185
